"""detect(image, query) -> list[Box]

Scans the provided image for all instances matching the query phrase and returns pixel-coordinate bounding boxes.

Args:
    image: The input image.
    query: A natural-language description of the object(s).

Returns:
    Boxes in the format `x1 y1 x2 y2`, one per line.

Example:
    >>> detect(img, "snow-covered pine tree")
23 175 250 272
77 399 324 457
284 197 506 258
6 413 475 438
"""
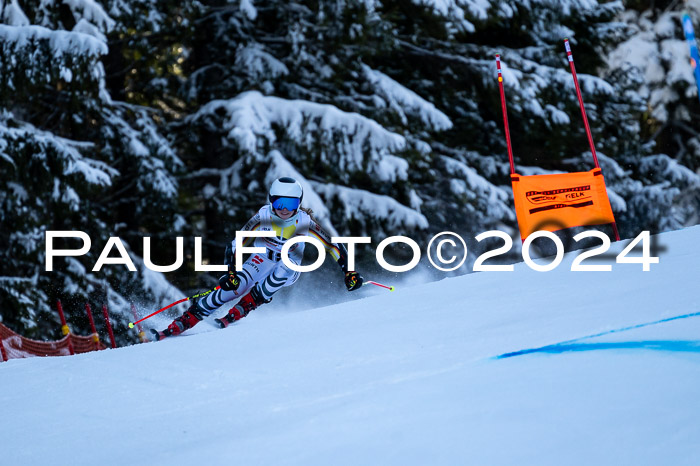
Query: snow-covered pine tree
0 0 182 343
3 0 699 344
177 0 644 269
603 0 700 232
176 0 433 269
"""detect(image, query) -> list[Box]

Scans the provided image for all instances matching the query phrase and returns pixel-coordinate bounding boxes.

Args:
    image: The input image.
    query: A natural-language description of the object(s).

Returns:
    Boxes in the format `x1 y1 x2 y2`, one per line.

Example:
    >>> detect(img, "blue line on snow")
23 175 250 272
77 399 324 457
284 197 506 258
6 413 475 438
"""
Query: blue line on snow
496 310 700 359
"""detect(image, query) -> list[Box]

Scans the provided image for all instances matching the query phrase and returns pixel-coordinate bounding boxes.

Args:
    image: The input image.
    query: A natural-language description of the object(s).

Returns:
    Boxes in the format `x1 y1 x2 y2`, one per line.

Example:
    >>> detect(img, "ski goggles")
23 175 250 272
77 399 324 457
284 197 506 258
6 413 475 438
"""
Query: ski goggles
270 196 301 211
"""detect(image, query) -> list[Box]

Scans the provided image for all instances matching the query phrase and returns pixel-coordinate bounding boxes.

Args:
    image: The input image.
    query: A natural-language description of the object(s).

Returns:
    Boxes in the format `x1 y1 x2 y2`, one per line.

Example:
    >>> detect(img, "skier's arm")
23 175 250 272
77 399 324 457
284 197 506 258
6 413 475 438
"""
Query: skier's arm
307 221 348 270
224 212 262 270
308 220 363 291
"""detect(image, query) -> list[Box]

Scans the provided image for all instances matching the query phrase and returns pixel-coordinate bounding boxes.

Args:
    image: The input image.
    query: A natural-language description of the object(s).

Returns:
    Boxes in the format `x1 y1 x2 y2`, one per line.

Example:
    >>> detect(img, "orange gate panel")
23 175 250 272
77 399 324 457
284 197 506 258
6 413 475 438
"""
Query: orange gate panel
511 168 616 240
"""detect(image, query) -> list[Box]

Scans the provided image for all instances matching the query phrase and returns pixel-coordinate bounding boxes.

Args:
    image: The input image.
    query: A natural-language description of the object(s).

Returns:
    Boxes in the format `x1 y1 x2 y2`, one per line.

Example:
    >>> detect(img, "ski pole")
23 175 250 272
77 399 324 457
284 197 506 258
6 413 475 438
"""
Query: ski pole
365 280 395 291
128 286 221 328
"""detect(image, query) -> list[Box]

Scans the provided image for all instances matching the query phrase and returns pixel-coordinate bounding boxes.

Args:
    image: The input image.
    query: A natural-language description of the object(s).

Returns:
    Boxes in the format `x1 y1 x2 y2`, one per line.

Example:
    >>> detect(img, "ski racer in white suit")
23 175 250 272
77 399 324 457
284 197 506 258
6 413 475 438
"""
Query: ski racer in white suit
152 177 363 340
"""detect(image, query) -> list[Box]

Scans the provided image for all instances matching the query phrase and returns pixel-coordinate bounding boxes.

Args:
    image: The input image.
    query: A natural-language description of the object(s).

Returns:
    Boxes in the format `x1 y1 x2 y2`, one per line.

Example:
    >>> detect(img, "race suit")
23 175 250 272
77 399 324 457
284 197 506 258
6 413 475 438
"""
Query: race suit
197 205 350 313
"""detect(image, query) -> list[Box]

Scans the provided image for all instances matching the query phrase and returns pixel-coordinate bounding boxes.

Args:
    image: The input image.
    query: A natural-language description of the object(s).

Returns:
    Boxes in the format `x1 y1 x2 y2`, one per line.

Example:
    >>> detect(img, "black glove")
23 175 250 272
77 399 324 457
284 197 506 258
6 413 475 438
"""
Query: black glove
344 271 363 291
219 271 240 292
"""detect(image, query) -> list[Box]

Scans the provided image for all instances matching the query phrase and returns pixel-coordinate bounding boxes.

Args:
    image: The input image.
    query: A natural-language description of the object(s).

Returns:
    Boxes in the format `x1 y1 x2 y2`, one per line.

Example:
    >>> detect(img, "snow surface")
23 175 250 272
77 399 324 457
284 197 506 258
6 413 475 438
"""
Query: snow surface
2 226 700 465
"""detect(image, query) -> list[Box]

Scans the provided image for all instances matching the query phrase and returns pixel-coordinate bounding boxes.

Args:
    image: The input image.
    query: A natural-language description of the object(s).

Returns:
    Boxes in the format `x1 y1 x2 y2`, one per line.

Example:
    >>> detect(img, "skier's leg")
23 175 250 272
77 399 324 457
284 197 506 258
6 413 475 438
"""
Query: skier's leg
151 300 209 340
163 301 207 336
197 253 273 313
257 260 301 301
217 258 299 327
156 254 272 337
216 285 269 327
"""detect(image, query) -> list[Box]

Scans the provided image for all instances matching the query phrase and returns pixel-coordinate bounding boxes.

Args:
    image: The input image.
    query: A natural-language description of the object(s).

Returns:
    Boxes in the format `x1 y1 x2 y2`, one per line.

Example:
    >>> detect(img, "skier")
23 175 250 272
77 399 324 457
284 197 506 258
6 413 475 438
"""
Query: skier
151 177 364 340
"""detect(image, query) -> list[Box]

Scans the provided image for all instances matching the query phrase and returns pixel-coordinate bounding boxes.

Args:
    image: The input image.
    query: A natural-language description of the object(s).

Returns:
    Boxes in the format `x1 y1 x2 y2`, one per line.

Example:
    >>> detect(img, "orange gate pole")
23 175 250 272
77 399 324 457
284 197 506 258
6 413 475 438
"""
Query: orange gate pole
564 39 620 241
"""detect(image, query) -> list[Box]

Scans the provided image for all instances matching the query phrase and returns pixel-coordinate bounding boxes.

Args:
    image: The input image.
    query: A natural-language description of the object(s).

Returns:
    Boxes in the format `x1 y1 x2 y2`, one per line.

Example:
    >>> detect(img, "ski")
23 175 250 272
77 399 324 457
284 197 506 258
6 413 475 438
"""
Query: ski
214 316 233 329
150 317 229 341
149 328 172 341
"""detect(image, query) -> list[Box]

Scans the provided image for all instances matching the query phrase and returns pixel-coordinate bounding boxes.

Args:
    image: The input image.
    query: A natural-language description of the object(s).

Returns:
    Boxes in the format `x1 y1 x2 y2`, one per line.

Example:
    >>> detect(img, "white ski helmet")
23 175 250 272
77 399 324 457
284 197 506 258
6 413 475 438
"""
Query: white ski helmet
269 177 303 212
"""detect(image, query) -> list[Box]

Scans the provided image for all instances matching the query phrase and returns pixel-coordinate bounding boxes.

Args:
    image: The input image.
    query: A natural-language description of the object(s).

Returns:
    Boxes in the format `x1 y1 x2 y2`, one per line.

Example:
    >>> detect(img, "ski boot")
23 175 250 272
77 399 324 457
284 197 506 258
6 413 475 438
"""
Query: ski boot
215 287 269 328
151 303 205 341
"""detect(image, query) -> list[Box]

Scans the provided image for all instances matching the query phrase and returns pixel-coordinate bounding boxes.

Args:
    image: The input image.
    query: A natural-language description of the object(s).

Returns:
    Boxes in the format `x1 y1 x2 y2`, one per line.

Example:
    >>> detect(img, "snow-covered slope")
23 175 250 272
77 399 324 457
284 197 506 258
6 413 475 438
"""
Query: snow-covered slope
2 227 699 465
